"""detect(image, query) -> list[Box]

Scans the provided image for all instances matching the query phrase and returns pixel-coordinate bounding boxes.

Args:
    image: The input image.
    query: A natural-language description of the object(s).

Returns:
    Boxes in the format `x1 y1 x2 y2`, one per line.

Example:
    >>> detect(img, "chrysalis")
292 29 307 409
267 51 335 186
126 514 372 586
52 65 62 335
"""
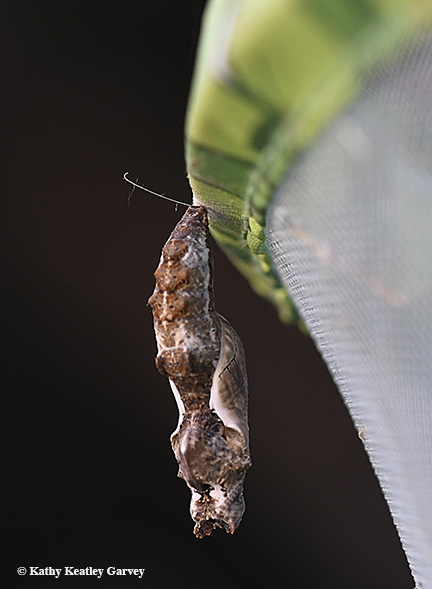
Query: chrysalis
148 206 251 538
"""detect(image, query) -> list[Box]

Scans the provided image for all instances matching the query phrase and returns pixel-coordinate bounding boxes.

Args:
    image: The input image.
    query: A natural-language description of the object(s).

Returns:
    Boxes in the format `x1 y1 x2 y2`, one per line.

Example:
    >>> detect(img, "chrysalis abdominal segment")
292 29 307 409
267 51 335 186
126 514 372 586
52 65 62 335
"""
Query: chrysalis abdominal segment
148 206 251 538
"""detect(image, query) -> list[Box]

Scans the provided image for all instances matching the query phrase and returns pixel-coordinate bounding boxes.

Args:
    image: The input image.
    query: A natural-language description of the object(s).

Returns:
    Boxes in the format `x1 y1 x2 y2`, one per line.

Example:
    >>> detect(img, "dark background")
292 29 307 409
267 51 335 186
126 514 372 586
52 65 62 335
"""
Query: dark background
4 1 413 587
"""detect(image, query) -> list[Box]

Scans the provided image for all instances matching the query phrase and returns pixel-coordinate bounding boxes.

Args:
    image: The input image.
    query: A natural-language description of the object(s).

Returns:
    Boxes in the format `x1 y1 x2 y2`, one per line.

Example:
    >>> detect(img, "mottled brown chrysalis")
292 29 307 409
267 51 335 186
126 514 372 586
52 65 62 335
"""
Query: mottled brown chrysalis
148 206 251 538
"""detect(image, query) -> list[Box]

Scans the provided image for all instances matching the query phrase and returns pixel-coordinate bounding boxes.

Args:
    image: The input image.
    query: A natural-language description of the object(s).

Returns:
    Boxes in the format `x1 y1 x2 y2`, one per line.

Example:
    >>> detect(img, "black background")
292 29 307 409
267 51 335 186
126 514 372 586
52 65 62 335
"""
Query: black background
4 1 413 587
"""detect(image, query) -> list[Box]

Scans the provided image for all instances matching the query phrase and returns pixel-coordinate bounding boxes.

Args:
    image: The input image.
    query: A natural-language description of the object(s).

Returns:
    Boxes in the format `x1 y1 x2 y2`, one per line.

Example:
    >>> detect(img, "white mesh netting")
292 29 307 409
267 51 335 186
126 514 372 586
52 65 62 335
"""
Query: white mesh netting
267 30 432 588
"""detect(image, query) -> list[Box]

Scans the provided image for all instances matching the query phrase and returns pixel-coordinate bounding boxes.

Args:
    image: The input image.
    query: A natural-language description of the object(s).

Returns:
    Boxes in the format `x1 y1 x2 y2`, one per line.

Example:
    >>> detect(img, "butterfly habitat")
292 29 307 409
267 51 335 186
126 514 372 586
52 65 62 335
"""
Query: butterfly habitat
5 1 432 587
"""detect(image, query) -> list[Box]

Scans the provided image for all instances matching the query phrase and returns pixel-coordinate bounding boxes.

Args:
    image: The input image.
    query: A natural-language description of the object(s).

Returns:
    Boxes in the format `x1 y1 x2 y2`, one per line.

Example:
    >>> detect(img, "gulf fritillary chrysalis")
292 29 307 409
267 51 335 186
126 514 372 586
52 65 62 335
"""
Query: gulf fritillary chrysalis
148 206 251 538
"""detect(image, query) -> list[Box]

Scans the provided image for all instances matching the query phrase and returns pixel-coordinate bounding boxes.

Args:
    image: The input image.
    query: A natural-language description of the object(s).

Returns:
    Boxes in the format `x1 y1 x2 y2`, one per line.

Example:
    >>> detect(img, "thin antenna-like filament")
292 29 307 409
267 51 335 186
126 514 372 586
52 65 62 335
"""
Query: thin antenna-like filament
123 172 190 207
